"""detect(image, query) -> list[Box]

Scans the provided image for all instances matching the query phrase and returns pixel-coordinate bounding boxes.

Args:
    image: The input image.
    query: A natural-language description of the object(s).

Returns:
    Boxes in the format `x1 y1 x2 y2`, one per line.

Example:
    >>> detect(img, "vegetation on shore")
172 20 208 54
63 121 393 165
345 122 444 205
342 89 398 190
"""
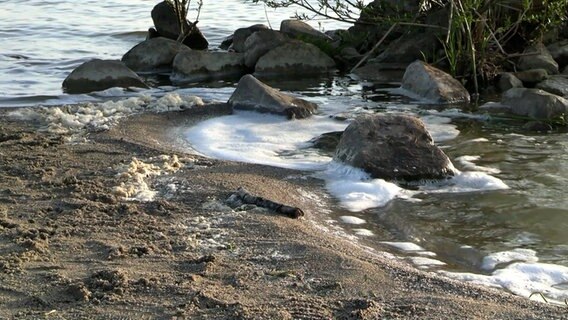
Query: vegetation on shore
165 0 203 42
250 0 568 93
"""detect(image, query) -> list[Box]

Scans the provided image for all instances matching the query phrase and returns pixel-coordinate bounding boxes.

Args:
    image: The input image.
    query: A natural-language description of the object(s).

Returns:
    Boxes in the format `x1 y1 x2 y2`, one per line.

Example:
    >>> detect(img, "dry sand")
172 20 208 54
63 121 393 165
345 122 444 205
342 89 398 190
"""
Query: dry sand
0 105 566 319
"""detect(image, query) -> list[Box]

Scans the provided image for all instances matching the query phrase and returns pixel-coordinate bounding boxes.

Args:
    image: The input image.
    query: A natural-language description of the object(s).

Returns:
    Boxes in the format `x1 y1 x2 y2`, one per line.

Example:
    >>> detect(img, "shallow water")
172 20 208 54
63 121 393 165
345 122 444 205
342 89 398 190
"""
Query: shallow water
2 0 568 303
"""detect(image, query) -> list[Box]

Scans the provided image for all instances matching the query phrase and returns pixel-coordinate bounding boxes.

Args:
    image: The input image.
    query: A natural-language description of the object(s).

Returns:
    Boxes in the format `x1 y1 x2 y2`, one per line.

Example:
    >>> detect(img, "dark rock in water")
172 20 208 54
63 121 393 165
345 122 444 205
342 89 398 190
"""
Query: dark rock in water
228 74 318 119
401 60 470 103
244 30 289 68
535 76 568 97
523 121 553 132
501 88 568 122
374 32 441 65
151 0 208 50
232 24 270 53
122 37 188 72
310 131 343 153
219 34 233 50
62 59 148 94
280 19 332 41
147 27 160 39
171 50 247 83
513 68 549 85
352 62 407 83
478 101 513 115
498 73 523 92
518 43 559 75
547 40 568 68
334 114 455 181
254 41 336 77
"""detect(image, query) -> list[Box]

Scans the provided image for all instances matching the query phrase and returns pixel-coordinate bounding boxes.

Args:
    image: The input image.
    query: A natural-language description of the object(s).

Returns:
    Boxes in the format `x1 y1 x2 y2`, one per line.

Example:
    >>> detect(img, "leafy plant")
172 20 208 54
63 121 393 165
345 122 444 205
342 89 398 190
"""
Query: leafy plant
249 0 568 95
165 0 204 43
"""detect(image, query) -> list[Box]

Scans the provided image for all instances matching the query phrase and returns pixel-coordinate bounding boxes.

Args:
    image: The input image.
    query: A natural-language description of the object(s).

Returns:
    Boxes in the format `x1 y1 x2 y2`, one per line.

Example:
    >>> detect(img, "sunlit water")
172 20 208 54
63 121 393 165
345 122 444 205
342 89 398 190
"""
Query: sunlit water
2 0 568 303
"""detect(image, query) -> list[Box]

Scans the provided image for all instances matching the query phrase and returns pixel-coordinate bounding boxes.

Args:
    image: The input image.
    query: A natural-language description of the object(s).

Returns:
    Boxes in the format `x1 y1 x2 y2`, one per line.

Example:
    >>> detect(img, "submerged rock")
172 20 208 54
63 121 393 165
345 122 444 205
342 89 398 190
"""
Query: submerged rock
62 59 148 94
334 114 455 181
244 30 289 68
171 50 247 83
122 37 188 72
501 88 568 122
228 74 318 119
151 0 208 50
401 60 470 103
310 131 343 153
518 43 559 75
254 41 336 77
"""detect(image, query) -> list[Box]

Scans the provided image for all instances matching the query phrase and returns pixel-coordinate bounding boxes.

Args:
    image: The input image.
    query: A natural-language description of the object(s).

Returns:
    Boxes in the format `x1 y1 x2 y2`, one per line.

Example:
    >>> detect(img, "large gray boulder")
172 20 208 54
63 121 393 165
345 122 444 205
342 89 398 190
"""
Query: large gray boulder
151 1 208 50
518 43 559 75
334 114 455 181
535 76 568 97
501 88 568 121
254 41 336 77
170 50 247 83
62 59 148 94
122 37 188 72
401 60 470 103
228 74 318 119
231 24 270 53
280 20 331 41
244 30 289 68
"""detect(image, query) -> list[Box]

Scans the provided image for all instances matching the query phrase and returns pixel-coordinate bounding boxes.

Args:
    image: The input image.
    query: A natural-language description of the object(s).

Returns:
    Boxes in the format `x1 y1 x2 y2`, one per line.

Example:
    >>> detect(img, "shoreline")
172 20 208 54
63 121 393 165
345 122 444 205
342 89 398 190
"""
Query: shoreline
0 106 565 319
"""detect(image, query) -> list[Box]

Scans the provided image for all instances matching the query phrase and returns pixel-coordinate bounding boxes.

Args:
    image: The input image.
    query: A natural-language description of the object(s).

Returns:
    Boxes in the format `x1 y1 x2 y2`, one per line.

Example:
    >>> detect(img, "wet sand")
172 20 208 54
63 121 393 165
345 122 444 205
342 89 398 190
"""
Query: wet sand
0 105 565 319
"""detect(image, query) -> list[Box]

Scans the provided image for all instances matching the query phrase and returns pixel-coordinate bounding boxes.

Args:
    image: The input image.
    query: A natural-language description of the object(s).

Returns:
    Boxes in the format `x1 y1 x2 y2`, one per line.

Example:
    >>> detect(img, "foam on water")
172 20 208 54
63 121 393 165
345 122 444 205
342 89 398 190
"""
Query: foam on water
184 109 508 212
381 242 427 252
481 248 539 271
339 216 367 225
321 162 405 211
8 93 204 134
442 261 568 304
185 110 348 170
455 155 501 174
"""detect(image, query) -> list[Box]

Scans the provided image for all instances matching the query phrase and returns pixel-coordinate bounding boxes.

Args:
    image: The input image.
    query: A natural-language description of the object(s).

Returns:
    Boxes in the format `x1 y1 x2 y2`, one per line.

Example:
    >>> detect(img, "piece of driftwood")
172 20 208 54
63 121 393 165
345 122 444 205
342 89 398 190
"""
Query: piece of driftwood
230 187 305 219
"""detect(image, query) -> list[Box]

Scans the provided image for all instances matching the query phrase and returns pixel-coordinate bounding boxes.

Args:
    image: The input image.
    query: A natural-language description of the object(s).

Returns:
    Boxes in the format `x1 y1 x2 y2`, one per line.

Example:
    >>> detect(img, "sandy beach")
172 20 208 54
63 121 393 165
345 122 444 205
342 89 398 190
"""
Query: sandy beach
0 105 566 319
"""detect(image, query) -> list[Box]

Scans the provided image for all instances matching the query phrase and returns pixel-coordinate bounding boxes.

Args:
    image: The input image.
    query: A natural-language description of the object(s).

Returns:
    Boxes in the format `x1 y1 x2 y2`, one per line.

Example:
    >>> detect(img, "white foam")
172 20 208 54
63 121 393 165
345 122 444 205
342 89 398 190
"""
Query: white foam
381 242 426 252
410 256 446 266
481 248 539 271
185 111 347 170
183 110 508 212
353 228 374 236
8 93 204 134
321 162 404 212
421 170 509 193
441 262 568 304
420 114 460 142
339 216 366 225
455 155 501 174
113 155 185 202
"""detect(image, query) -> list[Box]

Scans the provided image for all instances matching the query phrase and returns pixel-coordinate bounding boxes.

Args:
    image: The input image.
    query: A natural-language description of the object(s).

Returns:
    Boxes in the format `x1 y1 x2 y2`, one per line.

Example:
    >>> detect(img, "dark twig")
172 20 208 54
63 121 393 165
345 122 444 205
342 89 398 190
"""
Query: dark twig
229 187 305 219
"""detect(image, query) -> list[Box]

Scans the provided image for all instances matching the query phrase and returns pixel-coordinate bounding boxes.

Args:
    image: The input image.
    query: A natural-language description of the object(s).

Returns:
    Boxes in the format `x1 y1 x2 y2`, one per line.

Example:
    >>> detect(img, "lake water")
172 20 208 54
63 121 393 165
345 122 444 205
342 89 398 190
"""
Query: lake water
2 0 568 303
